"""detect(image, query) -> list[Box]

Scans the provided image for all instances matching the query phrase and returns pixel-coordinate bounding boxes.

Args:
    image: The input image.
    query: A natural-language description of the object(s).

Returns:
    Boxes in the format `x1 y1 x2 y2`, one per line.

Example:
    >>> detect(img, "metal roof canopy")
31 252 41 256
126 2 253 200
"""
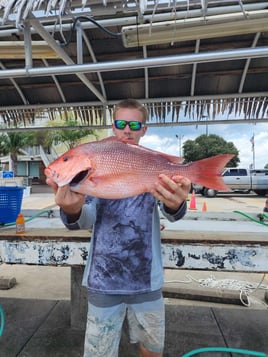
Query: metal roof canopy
1 0 268 129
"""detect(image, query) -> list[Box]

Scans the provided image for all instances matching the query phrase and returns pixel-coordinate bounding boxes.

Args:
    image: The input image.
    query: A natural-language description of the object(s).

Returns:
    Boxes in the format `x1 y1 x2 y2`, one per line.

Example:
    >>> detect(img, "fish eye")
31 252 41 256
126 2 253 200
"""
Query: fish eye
63 156 69 162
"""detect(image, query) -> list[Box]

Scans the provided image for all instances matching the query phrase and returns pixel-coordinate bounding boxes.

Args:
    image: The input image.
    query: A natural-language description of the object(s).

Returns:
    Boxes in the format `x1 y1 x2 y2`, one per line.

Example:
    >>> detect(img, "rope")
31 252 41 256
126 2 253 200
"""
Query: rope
196 274 268 307
165 273 268 307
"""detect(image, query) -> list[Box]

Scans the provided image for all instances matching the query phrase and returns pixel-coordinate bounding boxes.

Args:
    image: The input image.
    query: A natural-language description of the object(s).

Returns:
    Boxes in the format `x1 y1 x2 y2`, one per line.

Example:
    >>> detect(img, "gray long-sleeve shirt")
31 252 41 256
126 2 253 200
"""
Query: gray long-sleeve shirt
61 194 187 294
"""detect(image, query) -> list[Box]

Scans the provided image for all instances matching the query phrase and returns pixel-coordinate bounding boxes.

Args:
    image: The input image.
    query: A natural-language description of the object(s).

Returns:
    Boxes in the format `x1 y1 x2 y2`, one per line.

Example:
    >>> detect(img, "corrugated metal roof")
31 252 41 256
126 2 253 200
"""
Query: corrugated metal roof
0 0 268 128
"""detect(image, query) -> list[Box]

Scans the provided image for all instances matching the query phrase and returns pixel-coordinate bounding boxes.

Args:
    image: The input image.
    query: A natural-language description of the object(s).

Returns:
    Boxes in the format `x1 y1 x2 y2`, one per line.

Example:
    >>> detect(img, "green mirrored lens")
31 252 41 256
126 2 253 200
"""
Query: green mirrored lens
115 120 142 131
115 120 127 129
129 121 142 130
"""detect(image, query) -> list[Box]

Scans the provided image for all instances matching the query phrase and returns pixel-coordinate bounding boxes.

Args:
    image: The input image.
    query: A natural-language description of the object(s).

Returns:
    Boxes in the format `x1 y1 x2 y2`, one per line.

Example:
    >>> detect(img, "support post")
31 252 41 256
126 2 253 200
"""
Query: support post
71 266 87 329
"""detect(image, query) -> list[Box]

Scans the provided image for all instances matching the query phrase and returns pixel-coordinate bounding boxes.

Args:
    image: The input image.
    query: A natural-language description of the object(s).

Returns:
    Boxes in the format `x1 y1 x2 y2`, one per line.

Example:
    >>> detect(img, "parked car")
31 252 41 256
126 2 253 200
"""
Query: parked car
193 167 268 197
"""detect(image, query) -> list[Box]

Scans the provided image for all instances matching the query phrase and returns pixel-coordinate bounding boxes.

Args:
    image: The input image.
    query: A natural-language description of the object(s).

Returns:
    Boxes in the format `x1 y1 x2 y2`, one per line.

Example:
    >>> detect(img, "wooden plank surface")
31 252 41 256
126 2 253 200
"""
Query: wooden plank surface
0 228 91 241
0 228 267 244
161 230 268 244
0 228 267 271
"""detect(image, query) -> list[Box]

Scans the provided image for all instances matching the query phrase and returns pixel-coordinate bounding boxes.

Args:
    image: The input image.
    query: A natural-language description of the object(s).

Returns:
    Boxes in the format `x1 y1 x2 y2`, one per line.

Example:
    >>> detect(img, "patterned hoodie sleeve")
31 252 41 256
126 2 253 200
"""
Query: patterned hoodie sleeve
159 200 187 222
60 196 97 230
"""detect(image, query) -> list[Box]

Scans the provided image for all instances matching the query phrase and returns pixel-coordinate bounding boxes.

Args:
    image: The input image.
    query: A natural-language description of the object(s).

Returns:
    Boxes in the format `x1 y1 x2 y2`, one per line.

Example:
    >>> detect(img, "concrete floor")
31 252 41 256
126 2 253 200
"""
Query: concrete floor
0 191 268 356
0 265 267 309
20 190 267 213
1 296 268 357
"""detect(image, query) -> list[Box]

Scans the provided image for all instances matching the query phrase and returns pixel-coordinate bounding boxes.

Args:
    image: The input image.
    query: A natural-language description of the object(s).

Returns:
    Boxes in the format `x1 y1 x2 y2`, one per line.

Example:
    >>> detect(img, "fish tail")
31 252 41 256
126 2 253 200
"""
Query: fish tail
188 154 234 191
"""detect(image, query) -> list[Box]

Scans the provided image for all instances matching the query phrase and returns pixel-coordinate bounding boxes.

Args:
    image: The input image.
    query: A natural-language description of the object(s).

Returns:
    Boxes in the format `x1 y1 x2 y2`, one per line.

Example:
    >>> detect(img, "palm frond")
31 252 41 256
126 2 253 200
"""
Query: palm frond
0 0 113 26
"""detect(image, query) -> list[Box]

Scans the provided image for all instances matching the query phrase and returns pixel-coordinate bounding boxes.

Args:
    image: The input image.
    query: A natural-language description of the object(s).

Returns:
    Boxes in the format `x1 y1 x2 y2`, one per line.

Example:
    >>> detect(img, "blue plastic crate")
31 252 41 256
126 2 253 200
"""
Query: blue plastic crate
0 186 25 224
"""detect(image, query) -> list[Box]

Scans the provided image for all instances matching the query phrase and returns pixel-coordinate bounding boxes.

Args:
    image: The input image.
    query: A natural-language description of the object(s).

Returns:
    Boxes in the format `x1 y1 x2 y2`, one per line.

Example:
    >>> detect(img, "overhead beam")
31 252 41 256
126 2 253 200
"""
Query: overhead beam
0 46 268 79
1 3 268 38
42 59 66 103
0 61 27 105
1 93 268 131
238 32 261 94
0 116 268 133
190 39 200 96
0 41 60 59
81 27 107 99
1 65 268 91
28 13 106 103
2 92 268 111
143 46 149 99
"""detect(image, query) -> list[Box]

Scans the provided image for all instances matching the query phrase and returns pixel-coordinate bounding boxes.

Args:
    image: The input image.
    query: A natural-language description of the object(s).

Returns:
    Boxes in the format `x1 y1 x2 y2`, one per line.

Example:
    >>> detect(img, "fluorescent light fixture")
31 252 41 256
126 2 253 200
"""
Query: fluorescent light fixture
0 41 60 59
121 12 268 48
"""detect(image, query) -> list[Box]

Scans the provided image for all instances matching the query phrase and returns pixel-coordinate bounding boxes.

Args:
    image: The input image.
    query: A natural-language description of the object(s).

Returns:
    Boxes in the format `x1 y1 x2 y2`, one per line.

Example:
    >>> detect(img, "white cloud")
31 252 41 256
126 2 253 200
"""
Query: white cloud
140 122 268 169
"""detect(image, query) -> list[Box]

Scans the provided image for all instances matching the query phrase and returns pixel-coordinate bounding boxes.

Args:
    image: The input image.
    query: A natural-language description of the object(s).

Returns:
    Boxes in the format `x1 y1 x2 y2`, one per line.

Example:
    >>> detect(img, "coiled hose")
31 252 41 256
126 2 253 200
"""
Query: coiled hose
0 304 4 337
0 209 54 228
183 212 268 356
182 347 266 356
0 209 54 336
233 211 268 227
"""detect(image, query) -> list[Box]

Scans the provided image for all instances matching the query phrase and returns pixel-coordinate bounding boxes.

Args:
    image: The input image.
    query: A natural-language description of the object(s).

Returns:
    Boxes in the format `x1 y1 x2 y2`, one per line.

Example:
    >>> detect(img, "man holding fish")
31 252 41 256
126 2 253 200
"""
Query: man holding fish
46 98 225 357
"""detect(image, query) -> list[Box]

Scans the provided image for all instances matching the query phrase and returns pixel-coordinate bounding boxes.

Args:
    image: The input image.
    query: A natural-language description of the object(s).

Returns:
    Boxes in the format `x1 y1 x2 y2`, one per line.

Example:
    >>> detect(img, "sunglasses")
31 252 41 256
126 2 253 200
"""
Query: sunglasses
114 120 142 131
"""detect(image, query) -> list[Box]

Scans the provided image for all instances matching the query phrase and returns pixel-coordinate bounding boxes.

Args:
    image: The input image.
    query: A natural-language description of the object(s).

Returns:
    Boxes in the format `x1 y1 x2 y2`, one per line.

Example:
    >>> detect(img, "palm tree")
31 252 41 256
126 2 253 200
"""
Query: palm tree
0 131 35 175
46 119 97 149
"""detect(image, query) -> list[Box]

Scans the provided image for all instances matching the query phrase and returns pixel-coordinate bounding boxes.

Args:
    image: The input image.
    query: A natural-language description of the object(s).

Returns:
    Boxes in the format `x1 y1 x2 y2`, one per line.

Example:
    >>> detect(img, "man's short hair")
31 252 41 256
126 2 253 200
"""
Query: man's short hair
113 99 148 123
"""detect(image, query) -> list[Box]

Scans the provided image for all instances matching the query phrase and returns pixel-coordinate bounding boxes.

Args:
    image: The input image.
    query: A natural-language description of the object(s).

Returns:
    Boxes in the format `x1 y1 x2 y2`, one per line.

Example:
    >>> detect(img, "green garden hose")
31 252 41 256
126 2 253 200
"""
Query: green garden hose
182 346 266 357
0 209 54 335
0 304 4 337
233 210 268 227
0 209 54 228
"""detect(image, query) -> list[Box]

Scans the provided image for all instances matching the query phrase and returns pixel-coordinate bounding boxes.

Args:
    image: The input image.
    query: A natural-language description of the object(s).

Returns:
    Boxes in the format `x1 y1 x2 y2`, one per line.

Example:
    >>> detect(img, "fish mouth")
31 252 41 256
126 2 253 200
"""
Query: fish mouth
69 170 89 187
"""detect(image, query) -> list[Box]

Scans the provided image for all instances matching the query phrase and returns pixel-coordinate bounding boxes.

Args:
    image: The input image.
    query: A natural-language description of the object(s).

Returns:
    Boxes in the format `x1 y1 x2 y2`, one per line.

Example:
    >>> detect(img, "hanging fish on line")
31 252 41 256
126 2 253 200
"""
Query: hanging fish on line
45 136 234 199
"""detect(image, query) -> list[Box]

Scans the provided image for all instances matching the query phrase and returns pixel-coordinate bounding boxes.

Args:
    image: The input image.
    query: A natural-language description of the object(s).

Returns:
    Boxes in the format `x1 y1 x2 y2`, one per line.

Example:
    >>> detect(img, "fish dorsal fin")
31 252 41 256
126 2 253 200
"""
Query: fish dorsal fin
101 136 121 143
128 139 183 163
102 136 184 164
123 137 183 163
100 136 138 146
152 151 184 164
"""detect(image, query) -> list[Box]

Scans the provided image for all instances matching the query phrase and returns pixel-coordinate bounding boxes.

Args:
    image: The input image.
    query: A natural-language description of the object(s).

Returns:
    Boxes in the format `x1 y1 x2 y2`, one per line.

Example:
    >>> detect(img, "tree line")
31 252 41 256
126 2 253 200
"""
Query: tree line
0 120 95 175
1 129 267 176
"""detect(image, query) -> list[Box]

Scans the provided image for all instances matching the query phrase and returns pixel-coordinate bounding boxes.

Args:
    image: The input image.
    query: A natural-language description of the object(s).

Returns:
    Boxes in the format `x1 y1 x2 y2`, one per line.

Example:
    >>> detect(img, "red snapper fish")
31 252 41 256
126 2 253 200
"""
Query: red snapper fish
45 136 233 199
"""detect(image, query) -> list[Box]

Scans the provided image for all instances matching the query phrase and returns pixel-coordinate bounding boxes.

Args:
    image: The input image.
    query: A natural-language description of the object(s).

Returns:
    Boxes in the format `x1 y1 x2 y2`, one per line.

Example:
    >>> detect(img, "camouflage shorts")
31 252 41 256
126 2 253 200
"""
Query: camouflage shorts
83 298 165 357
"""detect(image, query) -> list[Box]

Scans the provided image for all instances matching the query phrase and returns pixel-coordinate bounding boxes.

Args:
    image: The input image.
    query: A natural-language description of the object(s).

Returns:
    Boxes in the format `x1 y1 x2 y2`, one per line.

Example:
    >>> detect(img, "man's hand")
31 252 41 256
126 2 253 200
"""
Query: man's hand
46 178 85 217
151 174 191 212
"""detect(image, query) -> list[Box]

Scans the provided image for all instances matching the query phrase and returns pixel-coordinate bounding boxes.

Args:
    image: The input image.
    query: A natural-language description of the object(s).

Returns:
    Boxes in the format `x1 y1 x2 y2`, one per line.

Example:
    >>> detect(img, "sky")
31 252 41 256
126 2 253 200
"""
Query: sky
140 122 268 169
